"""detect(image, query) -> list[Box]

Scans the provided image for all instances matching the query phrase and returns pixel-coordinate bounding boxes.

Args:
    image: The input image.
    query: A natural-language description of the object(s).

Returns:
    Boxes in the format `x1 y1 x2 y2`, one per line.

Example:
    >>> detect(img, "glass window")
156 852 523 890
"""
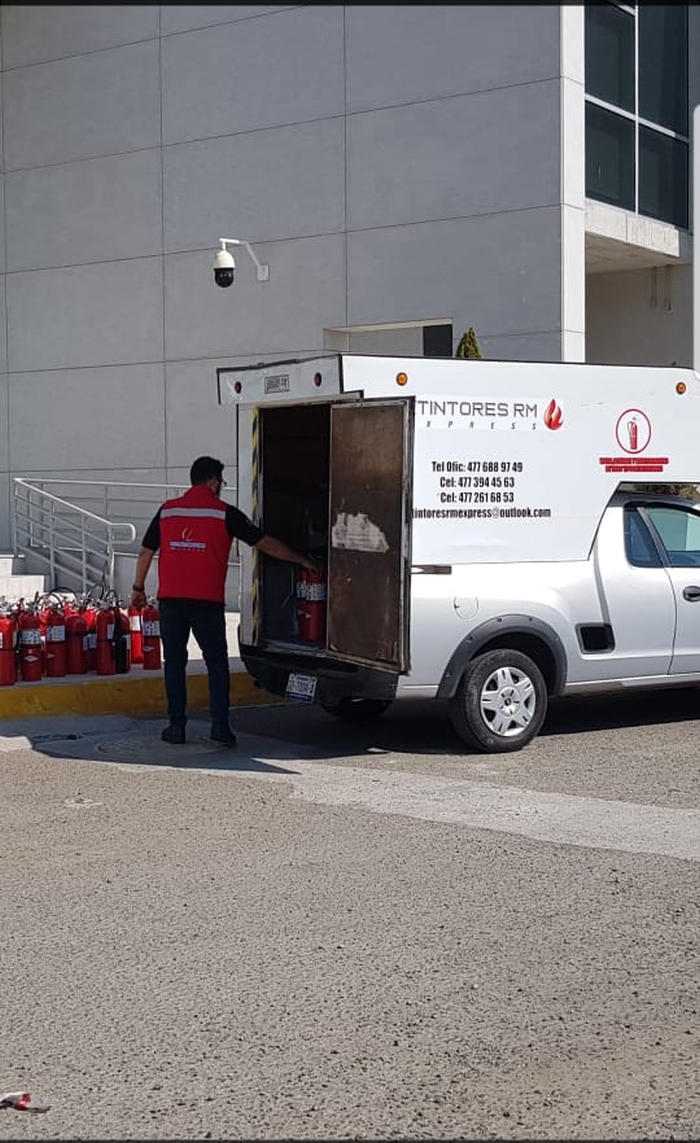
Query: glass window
639 127 688 229
585 3 635 112
586 103 635 211
645 506 700 567
624 508 662 568
639 5 688 134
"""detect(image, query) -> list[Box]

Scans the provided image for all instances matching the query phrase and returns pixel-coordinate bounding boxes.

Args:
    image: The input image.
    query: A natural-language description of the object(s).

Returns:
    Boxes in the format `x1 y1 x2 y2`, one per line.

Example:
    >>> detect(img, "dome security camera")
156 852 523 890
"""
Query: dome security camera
214 247 235 288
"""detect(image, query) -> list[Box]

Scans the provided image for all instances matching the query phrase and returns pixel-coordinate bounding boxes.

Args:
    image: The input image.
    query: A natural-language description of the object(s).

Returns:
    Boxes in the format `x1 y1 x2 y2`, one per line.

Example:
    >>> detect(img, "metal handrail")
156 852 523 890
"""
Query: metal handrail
11 476 243 596
13 478 138 593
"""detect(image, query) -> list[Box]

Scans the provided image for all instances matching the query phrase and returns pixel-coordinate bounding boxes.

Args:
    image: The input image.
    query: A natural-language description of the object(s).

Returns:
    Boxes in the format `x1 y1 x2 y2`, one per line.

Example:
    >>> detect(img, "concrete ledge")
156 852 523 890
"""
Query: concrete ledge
0 664 282 719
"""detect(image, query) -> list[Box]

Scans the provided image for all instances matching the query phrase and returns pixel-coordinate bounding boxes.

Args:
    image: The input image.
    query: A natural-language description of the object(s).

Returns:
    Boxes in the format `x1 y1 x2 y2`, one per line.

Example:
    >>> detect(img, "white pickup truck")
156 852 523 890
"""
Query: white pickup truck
218 353 700 753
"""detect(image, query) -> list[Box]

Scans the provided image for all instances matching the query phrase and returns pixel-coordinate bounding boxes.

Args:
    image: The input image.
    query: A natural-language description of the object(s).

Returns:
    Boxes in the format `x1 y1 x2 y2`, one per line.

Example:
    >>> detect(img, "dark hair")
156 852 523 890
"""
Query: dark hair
190 455 224 485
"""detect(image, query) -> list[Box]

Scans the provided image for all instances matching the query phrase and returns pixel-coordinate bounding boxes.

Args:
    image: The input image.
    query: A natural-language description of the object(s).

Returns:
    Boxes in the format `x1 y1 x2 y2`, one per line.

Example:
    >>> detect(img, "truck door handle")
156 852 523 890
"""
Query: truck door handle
682 586 700 601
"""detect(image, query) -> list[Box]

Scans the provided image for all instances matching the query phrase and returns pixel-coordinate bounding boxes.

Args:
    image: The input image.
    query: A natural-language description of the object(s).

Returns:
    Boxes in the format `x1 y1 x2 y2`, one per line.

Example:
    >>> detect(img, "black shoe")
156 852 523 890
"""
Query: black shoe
210 726 237 747
161 724 186 745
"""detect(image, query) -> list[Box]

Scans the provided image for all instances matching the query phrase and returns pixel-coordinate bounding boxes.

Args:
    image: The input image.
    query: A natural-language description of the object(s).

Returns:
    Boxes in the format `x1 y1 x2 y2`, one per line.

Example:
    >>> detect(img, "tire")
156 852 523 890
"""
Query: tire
320 697 393 722
448 648 548 753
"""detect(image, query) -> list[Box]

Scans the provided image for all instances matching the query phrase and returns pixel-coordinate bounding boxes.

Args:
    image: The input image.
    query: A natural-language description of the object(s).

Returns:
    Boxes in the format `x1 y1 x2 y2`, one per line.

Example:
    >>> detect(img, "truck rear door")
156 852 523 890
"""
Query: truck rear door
326 398 413 673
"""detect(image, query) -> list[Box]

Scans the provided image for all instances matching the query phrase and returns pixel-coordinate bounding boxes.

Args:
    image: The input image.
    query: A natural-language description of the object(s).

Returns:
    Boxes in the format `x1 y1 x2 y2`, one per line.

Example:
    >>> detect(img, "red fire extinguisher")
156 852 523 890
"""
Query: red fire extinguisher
19 608 43 682
65 610 88 675
0 609 18 686
141 601 161 670
295 567 327 644
82 603 98 671
95 604 117 676
128 604 143 664
44 604 67 678
114 606 131 674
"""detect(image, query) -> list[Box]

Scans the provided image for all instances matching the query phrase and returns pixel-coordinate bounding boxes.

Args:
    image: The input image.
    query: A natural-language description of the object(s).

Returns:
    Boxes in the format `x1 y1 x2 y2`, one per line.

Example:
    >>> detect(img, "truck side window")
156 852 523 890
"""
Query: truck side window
624 507 662 568
644 505 700 567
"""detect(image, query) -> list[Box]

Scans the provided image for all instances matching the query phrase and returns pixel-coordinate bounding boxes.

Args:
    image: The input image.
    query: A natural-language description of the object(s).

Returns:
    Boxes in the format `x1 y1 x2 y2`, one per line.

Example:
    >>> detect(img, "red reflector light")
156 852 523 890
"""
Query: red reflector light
234 381 242 394
314 372 322 387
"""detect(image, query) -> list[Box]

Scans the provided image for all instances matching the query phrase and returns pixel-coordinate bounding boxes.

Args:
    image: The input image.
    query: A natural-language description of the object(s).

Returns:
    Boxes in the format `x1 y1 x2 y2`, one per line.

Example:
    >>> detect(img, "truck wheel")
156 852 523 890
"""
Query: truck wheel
320 698 392 722
448 649 547 753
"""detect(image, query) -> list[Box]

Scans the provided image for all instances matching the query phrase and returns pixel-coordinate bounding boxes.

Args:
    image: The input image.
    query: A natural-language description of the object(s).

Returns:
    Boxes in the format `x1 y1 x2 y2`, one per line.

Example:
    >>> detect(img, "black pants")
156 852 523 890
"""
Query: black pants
158 599 230 732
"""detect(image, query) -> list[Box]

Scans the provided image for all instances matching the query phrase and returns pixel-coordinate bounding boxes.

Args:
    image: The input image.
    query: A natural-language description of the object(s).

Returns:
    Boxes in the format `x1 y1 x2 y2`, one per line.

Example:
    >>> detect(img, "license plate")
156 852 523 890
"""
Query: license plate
286 672 317 702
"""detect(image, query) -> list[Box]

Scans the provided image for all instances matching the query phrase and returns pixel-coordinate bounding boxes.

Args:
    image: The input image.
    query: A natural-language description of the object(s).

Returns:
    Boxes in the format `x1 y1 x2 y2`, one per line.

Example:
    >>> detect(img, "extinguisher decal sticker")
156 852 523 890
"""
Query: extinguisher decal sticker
142 620 160 636
46 625 66 642
20 629 41 644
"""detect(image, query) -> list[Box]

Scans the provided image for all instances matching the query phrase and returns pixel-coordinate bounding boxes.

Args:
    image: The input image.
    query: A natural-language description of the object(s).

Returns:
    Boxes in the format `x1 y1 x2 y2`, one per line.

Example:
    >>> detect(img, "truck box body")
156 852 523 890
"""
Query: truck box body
218 354 700 752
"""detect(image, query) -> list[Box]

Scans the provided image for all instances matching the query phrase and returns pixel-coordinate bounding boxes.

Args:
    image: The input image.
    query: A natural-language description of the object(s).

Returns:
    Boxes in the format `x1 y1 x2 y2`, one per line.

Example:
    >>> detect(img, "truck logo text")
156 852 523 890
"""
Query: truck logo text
416 400 538 419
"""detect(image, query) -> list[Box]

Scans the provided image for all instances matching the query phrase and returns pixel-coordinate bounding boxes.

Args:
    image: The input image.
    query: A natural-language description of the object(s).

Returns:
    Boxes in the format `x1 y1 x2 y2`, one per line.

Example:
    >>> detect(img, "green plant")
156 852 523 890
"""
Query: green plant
455 327 483 360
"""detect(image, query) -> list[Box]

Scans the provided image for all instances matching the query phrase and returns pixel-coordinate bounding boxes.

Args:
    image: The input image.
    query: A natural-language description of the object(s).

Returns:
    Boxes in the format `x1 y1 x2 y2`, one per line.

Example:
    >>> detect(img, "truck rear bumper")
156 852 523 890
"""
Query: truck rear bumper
239 643 399 705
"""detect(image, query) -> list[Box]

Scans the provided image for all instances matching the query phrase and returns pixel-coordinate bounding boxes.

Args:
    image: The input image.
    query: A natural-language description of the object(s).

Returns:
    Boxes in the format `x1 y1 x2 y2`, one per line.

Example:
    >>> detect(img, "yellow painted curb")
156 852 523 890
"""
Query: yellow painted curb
0 667 284 719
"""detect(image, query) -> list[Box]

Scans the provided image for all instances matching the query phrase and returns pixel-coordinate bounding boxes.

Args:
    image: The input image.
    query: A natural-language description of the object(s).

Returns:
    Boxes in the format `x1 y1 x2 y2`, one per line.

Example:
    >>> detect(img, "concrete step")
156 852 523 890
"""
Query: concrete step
0 553 29 575
0 573 48 600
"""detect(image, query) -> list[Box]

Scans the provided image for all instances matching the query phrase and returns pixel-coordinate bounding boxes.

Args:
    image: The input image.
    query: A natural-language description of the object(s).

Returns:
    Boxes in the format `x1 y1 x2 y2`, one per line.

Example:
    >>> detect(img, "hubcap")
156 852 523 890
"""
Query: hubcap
479 665 536 738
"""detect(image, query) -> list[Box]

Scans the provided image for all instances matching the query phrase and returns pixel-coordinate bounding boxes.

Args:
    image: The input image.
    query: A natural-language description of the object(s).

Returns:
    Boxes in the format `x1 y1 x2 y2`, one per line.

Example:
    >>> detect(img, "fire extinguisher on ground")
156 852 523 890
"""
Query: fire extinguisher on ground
128 604 143 664
95 603 117 676
44 604 67 678
114 604 131 674
141 600 161 670
295 567 327 644
19 607 43 682
65 610 88 675
0 608 18 686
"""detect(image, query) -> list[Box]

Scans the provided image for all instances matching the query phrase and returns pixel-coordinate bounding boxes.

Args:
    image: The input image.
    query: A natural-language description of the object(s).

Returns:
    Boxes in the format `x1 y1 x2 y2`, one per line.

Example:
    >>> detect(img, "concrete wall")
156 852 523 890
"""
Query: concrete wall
586 264 693 367
0 4 567 561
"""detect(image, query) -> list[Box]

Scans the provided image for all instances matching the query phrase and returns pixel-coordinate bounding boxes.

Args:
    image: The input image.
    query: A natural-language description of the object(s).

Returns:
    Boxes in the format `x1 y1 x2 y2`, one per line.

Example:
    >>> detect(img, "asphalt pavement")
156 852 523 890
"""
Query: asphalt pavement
1 689 699 1140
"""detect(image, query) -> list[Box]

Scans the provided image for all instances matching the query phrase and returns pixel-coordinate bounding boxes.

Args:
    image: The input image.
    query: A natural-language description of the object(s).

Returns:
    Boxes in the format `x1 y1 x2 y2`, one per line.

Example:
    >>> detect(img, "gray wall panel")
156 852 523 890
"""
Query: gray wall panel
164 237 346 360
7 259 164 372
345 5 561 112
163 119 345 251
6 150 163 271
0 5 159 68
0 373 9 470
3 40 161 169
162 7 344 144
165 360 238 469
347 211 562 337
8 364 166 470
347 82 560 230
161 6 296 36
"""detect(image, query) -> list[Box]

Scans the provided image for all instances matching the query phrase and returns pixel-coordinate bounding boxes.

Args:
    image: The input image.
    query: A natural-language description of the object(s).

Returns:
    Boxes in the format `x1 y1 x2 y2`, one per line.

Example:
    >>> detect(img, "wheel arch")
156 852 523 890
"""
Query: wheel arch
436 614 567 700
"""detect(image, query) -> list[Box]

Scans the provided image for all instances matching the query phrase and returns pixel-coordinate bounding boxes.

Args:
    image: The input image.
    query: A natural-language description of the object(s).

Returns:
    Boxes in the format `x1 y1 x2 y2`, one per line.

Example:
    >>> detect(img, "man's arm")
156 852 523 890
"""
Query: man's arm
254 534 317 572
130 547 157 607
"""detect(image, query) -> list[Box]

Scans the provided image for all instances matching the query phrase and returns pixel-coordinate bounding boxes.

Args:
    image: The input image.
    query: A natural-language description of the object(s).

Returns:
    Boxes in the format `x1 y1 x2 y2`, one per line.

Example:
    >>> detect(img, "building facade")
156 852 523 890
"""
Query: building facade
0 4 697 554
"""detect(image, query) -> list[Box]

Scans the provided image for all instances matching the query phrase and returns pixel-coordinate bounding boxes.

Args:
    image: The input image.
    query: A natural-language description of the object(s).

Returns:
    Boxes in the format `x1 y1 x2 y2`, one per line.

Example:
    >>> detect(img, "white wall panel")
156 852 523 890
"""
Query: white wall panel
0 5 159 68
7 259 163 372
161 6 295 36
3 40 161 169
347 211 562 337
163 119 345 251
8 364 166 470
347 83 560 231
164 236 346 360
6 150 162 271
162 7 344 145
587 265 692 367
165 360 238 469
345 5 560 113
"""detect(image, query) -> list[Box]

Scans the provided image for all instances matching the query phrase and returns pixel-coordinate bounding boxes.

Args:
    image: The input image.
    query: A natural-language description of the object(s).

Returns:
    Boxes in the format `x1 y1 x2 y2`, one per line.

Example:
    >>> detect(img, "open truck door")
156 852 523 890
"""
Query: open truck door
326 398 413 673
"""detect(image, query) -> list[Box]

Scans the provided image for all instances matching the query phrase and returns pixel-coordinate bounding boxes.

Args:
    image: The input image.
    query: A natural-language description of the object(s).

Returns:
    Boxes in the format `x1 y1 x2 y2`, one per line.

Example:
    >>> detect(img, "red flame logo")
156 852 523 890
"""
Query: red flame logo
544 398 563 430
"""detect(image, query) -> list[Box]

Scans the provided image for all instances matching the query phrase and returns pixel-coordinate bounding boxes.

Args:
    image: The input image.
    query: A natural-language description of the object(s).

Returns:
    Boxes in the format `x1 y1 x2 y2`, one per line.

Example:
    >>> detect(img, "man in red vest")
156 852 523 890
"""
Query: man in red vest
130 455 316 747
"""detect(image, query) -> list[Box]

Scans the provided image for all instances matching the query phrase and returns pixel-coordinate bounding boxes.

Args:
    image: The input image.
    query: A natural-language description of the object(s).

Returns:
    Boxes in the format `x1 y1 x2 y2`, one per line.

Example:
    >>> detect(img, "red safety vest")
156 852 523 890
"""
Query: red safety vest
158 486 232 602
